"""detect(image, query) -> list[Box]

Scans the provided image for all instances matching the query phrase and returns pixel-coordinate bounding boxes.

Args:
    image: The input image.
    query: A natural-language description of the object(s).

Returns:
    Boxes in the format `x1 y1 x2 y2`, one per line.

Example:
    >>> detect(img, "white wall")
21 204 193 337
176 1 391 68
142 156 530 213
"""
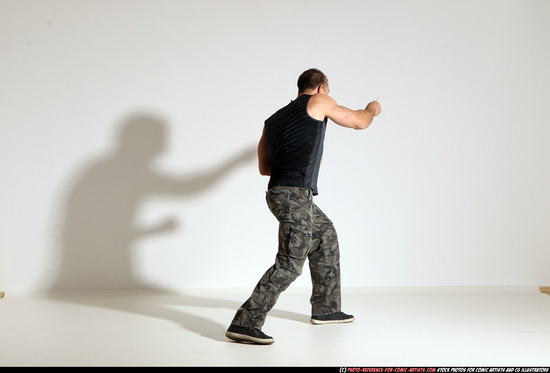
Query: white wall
1 0 549 291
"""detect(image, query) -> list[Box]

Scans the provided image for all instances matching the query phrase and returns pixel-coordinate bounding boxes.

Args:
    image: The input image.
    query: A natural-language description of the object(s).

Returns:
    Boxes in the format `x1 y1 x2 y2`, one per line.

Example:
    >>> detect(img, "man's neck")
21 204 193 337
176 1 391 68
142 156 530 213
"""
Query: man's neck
297 89 317 98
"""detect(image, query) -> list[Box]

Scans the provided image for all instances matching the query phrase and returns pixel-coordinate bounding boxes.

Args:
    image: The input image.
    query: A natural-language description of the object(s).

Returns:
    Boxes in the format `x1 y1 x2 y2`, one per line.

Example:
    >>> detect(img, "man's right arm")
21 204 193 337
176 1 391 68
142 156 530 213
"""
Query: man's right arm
309 94 381 130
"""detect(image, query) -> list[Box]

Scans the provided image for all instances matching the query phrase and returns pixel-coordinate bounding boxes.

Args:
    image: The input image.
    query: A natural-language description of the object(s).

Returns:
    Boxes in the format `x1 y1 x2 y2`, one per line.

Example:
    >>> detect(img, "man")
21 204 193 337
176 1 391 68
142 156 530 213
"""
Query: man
226 69 382 344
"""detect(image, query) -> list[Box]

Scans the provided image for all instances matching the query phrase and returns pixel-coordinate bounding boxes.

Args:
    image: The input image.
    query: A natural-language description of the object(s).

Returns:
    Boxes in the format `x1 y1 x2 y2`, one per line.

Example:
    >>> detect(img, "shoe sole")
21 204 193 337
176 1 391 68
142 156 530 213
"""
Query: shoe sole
310 316 355 325
225 331 274 345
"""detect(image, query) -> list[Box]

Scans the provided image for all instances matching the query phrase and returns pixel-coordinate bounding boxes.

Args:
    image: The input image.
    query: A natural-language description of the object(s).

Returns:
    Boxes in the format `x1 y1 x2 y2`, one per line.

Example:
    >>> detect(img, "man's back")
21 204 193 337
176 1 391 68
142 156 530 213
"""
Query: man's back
264 94 327 195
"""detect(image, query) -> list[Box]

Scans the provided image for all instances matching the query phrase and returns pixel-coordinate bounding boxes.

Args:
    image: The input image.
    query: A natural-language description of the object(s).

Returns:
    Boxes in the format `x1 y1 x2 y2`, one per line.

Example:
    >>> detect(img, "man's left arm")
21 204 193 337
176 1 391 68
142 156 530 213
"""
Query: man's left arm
258 127 271 176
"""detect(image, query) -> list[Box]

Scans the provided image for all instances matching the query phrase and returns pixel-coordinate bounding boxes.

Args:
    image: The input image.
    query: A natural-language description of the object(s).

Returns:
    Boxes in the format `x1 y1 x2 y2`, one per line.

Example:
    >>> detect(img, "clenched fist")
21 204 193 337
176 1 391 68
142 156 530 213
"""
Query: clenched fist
366 101 382 117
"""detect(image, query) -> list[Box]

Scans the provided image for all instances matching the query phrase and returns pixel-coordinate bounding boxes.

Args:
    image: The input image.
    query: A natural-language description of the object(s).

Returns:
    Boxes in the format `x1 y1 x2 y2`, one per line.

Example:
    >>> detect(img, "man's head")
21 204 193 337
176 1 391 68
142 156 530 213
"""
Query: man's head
297 68 329 95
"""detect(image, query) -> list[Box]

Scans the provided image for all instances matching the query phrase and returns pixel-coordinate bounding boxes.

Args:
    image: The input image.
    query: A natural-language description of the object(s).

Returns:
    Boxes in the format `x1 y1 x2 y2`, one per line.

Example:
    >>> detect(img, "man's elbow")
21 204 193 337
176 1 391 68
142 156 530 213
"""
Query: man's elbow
344 110 372 130
354 113 374 130
354 118 372 130
259 163 271 176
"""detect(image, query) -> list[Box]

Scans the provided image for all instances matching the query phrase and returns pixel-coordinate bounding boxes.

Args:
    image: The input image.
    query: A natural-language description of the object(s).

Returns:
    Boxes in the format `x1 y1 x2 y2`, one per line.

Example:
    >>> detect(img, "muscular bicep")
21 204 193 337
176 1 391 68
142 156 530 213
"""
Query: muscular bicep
325 105 366 129
312 94 371 130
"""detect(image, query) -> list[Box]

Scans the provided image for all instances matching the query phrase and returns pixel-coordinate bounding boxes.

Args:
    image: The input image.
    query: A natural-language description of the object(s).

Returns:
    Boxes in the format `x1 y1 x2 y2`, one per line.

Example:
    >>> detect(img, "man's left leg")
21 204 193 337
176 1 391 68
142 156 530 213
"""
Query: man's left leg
227 187 313 343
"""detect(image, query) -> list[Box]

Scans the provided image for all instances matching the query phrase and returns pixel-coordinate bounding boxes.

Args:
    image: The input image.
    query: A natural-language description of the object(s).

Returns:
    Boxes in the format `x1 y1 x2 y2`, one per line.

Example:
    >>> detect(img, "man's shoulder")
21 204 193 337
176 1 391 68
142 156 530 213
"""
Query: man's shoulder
307 93 335 120
308 93 336 107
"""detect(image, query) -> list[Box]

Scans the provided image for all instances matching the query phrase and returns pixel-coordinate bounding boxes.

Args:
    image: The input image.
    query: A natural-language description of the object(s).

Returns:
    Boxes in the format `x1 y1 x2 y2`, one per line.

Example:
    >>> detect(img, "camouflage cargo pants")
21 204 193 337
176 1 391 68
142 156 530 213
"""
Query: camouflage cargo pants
231 186 341 330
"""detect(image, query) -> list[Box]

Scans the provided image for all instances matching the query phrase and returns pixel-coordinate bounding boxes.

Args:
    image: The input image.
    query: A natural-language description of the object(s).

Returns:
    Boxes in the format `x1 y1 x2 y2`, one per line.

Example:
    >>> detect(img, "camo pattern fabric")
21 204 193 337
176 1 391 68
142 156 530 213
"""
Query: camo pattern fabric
230 186 341 330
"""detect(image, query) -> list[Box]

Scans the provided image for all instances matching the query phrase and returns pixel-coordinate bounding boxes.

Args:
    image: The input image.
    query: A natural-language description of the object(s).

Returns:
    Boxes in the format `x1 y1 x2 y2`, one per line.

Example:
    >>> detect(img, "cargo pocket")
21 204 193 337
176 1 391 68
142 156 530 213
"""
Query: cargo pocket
276 226 308 277
266 188 292 222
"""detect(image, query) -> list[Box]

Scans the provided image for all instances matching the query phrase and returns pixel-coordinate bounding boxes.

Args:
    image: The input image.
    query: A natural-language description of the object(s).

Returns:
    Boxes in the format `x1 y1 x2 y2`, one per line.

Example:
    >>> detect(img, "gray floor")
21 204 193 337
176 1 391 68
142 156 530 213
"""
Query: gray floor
1 287 550 366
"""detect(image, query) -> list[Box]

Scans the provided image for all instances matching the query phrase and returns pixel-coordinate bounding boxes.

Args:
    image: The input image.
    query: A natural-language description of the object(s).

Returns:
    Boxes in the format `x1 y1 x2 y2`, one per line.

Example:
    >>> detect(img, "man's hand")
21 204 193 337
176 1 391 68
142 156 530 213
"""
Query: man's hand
366 101 382 117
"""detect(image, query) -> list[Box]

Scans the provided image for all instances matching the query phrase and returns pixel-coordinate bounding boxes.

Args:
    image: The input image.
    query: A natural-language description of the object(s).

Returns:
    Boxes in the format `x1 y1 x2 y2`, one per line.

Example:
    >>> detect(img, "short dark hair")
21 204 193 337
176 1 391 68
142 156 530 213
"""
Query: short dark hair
297 68 327 93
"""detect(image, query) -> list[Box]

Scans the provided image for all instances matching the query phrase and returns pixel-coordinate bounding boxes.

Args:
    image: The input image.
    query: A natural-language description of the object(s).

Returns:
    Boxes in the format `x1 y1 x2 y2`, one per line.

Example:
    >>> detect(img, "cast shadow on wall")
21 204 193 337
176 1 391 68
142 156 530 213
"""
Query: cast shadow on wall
50 112 256 291
47 112 307 341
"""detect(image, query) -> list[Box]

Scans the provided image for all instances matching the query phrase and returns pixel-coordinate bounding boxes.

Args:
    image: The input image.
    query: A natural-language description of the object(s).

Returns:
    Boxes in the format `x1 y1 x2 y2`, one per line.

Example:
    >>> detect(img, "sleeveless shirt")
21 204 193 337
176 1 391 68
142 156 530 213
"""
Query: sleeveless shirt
264 94 327 195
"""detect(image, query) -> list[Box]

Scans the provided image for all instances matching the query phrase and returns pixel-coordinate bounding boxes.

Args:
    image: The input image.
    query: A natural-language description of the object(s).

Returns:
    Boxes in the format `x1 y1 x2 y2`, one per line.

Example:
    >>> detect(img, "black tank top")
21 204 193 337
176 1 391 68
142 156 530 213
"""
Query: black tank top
264 94 327 195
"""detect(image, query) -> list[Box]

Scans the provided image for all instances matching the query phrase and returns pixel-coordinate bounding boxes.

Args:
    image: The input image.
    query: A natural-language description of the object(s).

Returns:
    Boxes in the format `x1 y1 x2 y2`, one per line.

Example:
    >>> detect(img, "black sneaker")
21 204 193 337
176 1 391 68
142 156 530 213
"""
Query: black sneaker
225 324 274 345
310 311 355 325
